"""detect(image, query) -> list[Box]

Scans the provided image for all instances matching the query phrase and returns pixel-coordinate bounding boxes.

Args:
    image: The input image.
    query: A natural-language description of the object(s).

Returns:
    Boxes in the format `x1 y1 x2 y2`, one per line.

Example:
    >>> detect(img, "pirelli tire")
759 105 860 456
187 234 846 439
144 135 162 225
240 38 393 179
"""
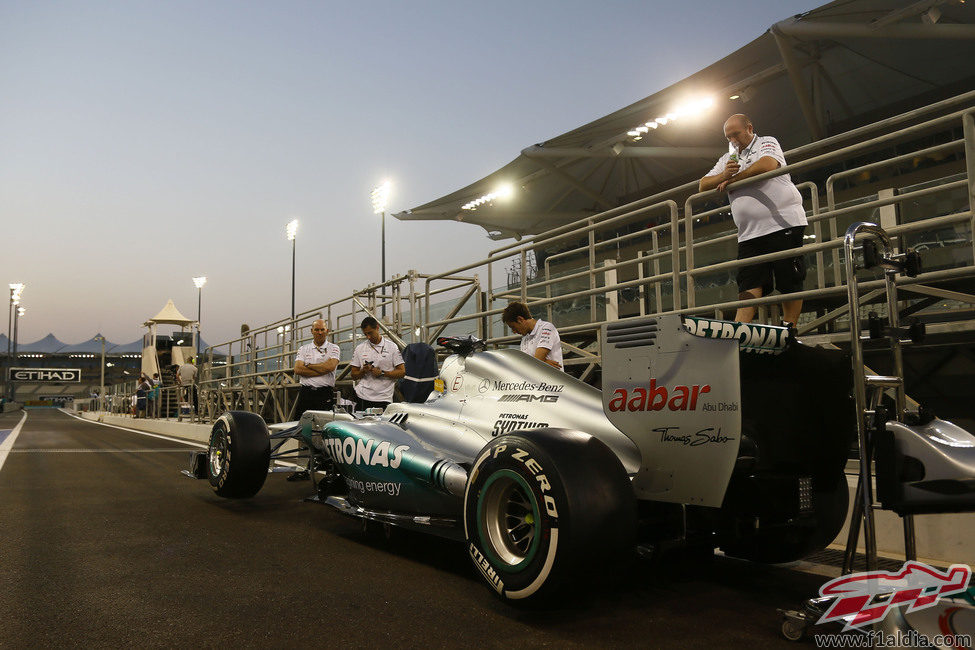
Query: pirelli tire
207 411 271 498
463 428 636 604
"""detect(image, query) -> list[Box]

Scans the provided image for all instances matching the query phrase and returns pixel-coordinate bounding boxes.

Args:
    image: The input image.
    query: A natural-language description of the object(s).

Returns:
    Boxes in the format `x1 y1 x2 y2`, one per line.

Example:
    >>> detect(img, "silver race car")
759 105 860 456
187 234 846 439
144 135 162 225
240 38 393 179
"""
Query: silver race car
188 313 975 603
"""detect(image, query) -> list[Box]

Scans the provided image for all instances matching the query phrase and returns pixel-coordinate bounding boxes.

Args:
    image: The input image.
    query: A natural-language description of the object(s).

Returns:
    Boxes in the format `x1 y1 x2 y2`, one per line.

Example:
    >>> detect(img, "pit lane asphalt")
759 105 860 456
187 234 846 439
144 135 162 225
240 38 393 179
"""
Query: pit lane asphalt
0 409 828 648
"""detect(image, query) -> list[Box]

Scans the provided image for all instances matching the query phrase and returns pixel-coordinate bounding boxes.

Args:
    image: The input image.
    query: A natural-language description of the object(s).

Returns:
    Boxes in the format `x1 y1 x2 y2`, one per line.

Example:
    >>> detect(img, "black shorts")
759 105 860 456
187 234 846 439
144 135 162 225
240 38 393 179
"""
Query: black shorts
355 397 390 412
736 226 807 295
294 385 335 416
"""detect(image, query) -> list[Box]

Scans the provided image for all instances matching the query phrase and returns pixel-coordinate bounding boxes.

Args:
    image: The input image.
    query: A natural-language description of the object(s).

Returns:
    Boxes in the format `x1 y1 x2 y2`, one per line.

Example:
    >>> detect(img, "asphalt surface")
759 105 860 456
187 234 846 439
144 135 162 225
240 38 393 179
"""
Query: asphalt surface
0 409 830 648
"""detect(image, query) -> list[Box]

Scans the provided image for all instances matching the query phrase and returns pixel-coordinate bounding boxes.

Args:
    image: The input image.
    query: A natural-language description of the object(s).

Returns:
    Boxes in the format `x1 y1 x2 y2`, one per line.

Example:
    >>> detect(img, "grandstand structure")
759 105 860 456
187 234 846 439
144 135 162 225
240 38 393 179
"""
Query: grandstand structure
1 332 143 405
93 0 974 427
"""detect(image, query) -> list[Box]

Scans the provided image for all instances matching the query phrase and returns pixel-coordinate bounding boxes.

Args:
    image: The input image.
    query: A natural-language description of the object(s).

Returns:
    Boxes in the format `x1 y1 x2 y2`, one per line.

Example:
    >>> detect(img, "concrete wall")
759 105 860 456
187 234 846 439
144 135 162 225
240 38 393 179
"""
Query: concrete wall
77 411 212 444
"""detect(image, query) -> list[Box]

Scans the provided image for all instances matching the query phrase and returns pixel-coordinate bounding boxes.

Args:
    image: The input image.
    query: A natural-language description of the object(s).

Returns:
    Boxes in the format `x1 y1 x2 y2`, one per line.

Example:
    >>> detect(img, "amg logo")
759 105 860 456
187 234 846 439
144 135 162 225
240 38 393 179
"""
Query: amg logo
607 379 710 412
9 368 81 383
499 394 559 403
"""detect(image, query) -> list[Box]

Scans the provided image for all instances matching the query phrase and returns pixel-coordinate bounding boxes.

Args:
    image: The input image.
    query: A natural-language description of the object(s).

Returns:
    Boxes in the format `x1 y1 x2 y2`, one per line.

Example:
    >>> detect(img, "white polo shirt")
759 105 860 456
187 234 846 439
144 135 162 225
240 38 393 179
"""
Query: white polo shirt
520 319 563 371
351 336 405 402
707 134 807 242
295 340 341 387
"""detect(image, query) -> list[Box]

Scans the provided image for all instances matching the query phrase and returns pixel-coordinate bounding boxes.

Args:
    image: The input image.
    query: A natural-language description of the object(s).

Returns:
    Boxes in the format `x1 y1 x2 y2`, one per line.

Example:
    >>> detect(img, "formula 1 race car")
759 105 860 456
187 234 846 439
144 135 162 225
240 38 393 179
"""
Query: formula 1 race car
187 313 975 603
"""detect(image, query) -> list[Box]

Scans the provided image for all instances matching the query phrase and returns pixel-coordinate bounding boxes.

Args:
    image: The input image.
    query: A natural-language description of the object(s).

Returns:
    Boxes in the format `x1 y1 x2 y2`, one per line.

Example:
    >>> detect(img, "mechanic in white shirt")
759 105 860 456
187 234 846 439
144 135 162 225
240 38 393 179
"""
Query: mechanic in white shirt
349 316 405 411
289 319 341 481
700 114 808 328
502 301 564 371
294 319 341 414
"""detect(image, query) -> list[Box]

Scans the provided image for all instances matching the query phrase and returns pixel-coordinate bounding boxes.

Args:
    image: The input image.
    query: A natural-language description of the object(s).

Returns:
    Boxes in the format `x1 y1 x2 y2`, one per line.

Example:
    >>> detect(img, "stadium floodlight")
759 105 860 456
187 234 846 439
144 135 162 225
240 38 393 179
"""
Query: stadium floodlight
193 276 207 289
623 94 715 142
371 180 394 292
371 180 392 215
286 219 299 241
462 183 515 211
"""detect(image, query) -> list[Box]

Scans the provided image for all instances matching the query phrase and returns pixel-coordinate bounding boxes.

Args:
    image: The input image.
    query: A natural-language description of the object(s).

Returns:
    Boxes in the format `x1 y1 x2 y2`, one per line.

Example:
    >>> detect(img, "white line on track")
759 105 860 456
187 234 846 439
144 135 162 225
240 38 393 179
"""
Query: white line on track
10 448 193 453
0 410 30 473
58 410 304 471
59 409 208 449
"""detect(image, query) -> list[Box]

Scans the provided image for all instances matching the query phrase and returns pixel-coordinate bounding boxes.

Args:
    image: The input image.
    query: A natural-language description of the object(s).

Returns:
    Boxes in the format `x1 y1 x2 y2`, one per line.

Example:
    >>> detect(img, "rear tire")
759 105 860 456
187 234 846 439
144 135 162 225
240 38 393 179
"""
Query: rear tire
463 428 636 603
208 411 271 498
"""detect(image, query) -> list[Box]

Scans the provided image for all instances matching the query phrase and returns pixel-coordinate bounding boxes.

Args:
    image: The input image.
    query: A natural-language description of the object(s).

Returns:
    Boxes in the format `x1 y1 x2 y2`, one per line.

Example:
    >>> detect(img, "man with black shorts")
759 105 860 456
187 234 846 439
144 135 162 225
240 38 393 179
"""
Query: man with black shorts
294 319 340 415
289 319 340 481
699 114 807 327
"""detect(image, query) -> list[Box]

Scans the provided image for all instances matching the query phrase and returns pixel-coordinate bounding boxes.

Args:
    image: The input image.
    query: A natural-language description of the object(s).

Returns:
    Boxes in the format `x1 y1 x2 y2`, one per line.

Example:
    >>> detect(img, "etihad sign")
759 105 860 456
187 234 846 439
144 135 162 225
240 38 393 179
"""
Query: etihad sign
9 367 82 383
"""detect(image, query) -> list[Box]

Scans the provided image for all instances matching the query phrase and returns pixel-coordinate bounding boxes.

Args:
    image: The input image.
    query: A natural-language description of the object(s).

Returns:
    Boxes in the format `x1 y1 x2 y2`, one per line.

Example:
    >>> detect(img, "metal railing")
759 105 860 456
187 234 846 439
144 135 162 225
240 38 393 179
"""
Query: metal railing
98 91 975 423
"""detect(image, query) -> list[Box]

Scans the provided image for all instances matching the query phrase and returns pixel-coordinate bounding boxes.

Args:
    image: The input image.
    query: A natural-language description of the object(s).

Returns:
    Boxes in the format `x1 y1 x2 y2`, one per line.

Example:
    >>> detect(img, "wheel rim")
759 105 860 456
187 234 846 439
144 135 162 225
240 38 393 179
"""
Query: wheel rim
477 470 541 570
209 424 229 477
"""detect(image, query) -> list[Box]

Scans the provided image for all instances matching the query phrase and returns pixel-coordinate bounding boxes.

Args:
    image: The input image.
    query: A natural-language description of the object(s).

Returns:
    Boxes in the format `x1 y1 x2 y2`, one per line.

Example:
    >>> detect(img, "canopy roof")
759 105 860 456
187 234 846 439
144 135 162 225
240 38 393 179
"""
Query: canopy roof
395 0 975 239
17 334 68 353
145 299 195 327
109 338 146 354
58 334 112 354
5 334 210 355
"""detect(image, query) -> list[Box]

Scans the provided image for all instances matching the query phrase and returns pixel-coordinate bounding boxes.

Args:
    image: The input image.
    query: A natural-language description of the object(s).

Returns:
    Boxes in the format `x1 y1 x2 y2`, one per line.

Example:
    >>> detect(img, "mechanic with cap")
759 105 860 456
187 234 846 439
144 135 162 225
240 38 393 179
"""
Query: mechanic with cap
502 301 564 371
349 316 405 411
699 113 808 329
289 319 340 481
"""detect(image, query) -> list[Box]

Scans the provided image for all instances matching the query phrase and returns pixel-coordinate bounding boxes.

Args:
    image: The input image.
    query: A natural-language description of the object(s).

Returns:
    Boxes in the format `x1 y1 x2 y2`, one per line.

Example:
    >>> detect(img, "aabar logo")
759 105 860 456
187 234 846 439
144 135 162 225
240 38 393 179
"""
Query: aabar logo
607 379 710 412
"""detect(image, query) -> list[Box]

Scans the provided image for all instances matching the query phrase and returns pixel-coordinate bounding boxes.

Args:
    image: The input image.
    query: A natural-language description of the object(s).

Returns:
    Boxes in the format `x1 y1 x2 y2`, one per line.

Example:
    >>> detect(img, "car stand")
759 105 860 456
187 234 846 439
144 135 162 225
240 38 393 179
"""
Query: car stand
778 221 975 641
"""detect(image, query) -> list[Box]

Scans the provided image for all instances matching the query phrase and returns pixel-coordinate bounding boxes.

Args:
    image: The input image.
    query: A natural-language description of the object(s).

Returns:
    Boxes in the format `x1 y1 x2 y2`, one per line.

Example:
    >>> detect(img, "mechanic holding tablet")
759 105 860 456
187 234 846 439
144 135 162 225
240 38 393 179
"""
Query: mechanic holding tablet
502 301 564 371
349 316 406 411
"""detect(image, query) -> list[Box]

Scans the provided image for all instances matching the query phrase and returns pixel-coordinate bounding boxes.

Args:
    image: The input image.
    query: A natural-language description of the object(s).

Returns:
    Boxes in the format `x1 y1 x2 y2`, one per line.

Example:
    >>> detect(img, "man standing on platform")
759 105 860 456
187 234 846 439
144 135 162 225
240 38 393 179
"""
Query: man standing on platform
349 317 405 412
177 358 198 413
699 113 808 328
289 319 340 481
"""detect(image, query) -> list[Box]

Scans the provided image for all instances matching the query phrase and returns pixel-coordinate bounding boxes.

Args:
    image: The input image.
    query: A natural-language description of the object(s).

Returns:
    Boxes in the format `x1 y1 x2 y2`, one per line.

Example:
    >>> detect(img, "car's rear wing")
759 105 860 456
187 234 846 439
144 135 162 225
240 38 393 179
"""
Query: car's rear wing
682 316 790 355
601 314 747 507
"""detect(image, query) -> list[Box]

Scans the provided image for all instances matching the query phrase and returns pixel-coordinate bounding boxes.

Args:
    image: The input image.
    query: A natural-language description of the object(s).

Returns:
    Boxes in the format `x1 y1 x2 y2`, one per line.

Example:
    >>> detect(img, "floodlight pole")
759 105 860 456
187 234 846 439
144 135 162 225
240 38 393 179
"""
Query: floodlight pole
5 288 12 400
197 286 203 355
291 235 296 342
95 335 106 411
11 308 20 403
285 219 298 346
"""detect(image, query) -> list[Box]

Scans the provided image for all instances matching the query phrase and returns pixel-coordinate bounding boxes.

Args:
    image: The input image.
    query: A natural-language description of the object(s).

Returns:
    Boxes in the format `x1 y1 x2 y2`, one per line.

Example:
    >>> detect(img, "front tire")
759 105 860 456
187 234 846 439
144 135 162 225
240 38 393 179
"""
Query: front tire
208 411 271 498
463 428 636 603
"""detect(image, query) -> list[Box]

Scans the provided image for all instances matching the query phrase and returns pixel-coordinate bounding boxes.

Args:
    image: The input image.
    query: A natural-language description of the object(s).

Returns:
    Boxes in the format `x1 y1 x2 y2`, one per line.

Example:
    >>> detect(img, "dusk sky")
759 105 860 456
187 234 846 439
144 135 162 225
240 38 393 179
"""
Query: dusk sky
1 0 816 347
